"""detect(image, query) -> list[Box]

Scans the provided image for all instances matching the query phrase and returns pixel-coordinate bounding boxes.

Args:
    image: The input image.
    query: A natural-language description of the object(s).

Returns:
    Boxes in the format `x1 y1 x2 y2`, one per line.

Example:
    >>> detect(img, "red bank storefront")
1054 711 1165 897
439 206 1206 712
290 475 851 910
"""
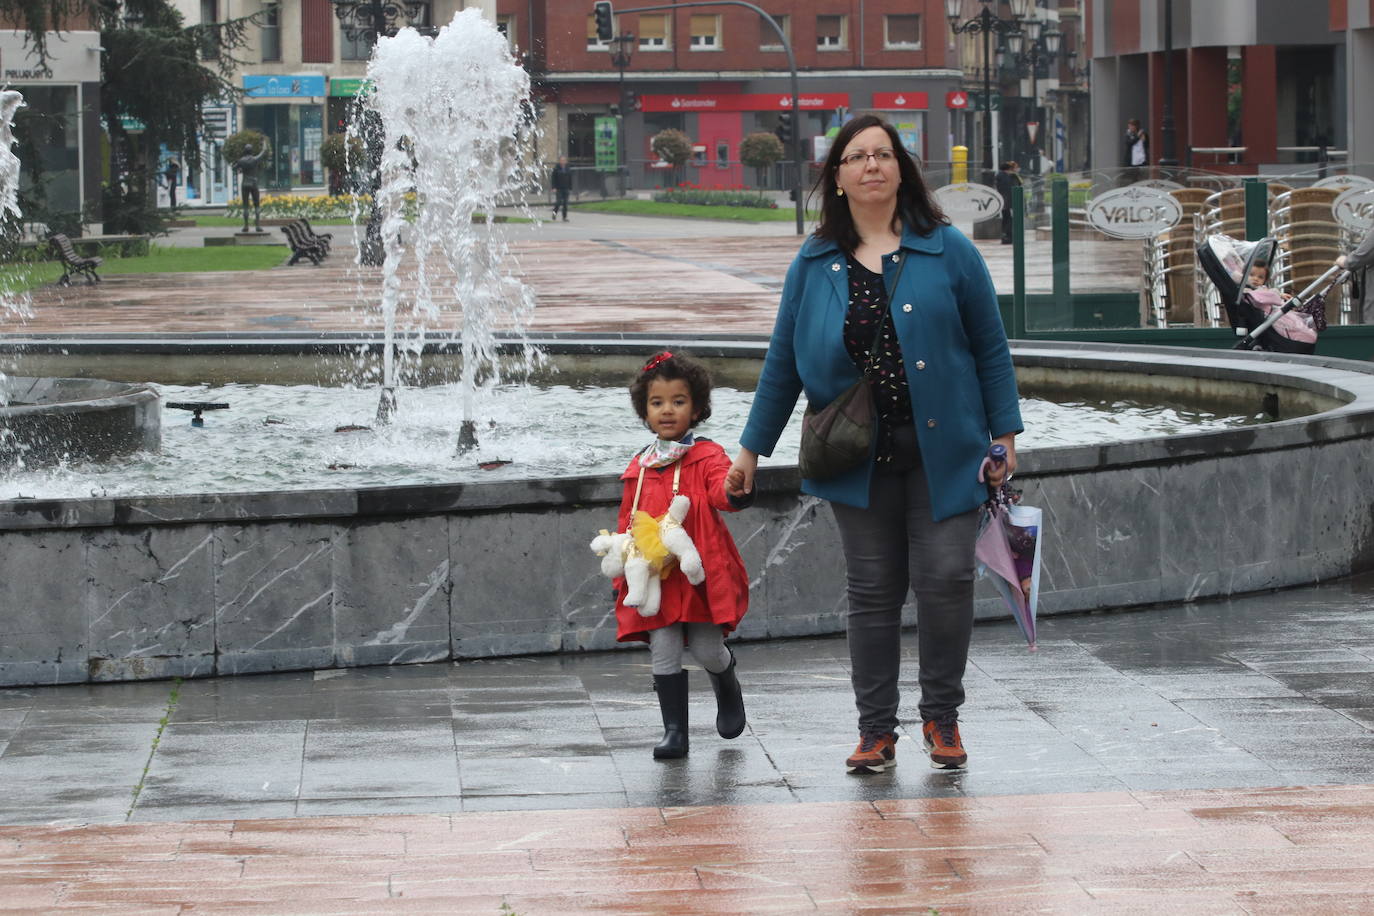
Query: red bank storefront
638 91 850 188
637 89 935 188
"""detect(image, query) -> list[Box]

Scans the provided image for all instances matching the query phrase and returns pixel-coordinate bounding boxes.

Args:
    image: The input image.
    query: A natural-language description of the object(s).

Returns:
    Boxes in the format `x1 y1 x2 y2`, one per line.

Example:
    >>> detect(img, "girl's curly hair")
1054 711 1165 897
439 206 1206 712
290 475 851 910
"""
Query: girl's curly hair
629 350 713 427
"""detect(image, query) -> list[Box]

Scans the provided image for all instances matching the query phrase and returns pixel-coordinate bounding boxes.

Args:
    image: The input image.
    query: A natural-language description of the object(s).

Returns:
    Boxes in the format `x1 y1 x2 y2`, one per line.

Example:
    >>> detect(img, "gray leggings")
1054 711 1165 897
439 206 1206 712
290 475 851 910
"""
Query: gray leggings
648 622 731 676
830 459 979 732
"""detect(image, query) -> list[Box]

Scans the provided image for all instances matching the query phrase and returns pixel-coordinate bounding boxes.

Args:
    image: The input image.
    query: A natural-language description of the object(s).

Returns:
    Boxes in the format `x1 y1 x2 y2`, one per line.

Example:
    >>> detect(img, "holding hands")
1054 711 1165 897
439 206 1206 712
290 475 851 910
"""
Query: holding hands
725 448 758 499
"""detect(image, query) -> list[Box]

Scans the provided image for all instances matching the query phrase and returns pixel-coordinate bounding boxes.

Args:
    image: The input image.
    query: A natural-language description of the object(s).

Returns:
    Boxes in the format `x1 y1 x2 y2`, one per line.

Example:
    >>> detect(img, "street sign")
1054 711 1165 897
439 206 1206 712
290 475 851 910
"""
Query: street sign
967 91 1002 112
594 116 618 173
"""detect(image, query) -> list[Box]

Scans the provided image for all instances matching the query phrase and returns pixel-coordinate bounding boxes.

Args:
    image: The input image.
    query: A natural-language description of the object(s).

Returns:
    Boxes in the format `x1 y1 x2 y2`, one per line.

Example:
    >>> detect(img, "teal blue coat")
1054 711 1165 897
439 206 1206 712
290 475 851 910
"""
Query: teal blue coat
740 222 1023 521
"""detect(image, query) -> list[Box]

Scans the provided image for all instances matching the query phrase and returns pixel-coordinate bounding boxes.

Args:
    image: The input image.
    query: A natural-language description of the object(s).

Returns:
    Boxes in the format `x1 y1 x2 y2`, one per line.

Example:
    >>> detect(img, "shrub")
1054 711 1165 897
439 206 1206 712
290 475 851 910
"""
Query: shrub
650 187 774 208
320 134 366 176
739 132 784 169
650 129 692 167
223 130 272 166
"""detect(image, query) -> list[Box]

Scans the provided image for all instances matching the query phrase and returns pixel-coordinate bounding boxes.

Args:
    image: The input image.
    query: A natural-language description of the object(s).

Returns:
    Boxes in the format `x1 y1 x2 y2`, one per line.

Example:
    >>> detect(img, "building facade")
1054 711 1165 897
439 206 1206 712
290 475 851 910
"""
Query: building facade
1088 0 1371 175
1 27 103 225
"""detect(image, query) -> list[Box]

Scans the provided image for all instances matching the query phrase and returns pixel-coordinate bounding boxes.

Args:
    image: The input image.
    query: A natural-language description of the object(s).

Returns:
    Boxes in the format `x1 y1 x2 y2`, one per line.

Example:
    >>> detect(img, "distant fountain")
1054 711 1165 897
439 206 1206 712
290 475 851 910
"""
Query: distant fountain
357 9 540 449
1 89 27 411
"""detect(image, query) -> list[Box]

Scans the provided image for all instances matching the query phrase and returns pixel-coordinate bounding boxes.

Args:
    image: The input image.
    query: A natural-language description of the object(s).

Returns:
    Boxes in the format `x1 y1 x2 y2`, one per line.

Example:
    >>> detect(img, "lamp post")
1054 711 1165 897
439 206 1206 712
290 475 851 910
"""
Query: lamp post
1158 0 1178 167
608 32 634 194
946 0 1028 186
328 0 430 266
1008 12 1061 176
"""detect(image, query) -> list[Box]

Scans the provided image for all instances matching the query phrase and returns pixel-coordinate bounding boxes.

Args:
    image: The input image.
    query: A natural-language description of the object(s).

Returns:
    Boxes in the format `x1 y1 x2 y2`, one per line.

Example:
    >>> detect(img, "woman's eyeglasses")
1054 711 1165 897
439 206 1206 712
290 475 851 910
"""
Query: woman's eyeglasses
839 148 897 168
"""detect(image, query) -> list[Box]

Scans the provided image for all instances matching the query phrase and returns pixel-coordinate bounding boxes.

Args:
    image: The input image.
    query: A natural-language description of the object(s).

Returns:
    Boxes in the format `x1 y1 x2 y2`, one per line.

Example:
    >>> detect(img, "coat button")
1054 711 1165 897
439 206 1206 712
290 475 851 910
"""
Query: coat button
891 253 899 262
902 303 913 313
915 360 926 370
831 262 841 271
927 419 937 428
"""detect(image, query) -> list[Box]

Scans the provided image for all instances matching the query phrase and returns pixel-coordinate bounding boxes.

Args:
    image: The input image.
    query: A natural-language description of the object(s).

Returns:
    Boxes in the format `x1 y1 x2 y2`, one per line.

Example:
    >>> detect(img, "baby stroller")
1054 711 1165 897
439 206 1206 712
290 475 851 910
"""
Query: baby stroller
1197 234 1346 353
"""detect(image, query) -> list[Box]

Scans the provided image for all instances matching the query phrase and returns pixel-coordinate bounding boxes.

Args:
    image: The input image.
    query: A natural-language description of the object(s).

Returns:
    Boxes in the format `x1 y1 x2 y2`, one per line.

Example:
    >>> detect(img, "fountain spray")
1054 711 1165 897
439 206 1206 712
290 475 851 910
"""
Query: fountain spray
1 89 28 409
360 10 540 450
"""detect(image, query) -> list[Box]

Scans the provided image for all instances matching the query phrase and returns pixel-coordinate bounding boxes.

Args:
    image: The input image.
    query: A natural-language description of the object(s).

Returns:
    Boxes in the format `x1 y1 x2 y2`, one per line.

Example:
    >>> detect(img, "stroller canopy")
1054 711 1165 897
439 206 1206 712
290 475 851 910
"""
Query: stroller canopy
1197 234 1279 311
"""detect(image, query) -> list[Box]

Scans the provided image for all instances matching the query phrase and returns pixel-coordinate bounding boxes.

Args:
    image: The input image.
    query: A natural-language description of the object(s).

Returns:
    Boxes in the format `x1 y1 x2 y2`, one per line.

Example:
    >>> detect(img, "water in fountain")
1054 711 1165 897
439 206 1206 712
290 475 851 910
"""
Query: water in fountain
1 89 29 411
353 9 540 444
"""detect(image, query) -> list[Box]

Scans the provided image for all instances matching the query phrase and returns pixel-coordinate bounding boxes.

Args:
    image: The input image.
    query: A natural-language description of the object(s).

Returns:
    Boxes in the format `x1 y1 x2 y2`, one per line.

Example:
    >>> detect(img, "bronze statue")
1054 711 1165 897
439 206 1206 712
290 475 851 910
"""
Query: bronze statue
234 143 268 232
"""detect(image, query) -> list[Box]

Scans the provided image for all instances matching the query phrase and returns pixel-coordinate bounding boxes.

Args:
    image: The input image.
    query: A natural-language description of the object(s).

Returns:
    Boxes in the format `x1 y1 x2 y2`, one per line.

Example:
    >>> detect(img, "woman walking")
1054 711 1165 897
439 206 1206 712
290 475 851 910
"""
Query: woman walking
726 115 1022 772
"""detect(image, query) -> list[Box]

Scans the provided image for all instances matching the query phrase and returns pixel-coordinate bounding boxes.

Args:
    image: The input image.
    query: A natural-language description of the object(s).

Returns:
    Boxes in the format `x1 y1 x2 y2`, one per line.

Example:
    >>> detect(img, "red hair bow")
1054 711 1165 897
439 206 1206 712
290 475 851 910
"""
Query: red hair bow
642 351 673 373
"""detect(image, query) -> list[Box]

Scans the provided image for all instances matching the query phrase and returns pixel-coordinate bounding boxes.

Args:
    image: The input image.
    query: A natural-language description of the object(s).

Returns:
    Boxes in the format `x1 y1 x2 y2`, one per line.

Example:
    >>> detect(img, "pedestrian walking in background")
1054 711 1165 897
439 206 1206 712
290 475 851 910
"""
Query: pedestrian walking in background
550 155 572 221
994 160 1021 245
601 351 754 760
726 114 1022 774
1123 118 1148 183
163 159 181 210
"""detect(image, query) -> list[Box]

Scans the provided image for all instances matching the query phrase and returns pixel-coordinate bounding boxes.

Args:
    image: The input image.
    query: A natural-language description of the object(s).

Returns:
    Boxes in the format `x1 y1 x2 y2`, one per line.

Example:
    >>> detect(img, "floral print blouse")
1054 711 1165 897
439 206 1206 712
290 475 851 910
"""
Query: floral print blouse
843 253 914 464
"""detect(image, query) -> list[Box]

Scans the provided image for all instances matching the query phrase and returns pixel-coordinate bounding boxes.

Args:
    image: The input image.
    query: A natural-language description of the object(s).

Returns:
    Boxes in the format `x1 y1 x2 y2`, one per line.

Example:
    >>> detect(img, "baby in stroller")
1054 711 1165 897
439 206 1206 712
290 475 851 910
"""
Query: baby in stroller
1197 235 1344 354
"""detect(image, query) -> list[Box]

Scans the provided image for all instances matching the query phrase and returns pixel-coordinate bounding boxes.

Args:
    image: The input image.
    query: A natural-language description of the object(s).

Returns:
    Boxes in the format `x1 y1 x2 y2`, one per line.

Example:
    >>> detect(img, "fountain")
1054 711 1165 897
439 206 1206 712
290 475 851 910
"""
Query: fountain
5 17 1374 686
0 89 161 470
355 9 539 443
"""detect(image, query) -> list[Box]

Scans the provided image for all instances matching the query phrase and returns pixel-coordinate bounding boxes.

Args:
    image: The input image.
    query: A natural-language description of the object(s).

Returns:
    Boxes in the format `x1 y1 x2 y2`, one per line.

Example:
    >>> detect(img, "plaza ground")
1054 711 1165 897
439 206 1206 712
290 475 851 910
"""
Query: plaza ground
2 213 1372 913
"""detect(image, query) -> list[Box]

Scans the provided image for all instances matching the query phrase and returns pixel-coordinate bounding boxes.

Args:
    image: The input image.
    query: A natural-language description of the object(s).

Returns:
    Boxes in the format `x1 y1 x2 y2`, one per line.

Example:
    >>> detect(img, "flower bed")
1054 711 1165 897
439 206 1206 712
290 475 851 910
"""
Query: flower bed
651 185 777 209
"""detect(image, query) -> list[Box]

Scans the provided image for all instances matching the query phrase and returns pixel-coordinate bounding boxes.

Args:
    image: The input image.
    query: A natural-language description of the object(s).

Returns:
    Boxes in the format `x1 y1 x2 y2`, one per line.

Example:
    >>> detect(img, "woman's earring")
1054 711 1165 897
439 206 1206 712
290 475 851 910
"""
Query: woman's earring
836 187 845 197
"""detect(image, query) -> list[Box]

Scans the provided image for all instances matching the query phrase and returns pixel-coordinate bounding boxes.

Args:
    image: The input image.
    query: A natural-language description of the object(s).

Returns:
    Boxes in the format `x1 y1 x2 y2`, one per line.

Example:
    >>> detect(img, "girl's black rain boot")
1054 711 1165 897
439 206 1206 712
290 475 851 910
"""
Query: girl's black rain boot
707 648 747 739
652 670 690 759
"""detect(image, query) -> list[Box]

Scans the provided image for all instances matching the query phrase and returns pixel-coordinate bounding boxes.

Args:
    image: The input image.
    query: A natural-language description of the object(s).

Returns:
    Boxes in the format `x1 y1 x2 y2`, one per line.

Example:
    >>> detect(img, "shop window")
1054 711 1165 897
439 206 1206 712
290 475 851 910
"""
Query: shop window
245 103 324 189
884 15 920 50
690 14 720 50
760 13 788 50
260 3 281 61
639 14 670 50
816 15 845 51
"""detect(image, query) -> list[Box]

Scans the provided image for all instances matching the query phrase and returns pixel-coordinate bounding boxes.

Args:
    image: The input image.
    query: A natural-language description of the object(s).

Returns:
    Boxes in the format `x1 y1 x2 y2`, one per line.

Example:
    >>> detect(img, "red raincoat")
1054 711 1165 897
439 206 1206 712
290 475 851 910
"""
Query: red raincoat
612 439 751 643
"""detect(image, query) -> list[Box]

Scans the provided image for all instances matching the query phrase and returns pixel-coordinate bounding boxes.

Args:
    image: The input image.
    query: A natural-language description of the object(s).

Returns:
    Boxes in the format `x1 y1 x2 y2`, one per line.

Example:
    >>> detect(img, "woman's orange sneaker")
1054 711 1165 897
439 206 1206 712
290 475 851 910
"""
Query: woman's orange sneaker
922 719 968 769
845 731 898 773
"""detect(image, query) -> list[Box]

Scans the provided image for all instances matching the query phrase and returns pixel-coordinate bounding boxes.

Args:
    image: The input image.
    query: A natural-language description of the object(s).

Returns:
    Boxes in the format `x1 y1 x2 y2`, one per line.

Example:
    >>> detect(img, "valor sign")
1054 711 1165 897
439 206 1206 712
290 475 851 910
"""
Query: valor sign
933 182 1003 223
1085 185 1182 239
1333 185 1374 233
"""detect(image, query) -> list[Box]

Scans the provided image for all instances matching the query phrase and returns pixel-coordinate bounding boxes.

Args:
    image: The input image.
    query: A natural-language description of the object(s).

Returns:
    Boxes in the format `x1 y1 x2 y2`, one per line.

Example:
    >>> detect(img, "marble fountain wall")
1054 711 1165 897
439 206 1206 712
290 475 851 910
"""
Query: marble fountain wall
2 341 1373 687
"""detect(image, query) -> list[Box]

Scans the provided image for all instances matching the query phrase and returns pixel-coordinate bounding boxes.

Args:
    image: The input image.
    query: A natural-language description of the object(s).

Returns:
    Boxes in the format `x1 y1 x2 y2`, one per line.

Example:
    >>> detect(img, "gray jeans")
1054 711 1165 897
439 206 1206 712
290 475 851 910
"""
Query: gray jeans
830 458 980 733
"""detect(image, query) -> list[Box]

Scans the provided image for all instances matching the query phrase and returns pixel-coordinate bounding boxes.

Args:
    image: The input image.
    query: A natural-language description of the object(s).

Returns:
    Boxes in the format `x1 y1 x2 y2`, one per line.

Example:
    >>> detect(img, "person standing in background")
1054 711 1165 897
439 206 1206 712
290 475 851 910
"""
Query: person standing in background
550 156 572 222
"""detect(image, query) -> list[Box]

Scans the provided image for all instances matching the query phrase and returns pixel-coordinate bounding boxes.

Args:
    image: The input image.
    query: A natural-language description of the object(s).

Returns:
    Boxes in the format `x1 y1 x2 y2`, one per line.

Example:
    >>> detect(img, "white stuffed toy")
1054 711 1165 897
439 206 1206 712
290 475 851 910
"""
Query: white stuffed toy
590 494 705 618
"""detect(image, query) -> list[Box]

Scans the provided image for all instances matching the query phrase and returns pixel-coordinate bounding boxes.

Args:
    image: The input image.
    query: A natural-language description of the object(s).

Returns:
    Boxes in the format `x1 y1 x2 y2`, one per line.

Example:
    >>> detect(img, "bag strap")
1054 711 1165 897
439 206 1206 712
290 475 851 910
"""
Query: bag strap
627 458 682 528
859 250 909 373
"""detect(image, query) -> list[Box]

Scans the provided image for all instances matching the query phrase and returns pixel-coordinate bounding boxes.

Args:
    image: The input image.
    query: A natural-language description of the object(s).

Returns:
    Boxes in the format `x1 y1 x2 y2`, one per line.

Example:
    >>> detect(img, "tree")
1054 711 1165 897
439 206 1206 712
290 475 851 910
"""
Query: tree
739 132 784 185
1 0 261 232
651 128 692 185
319 133 366 195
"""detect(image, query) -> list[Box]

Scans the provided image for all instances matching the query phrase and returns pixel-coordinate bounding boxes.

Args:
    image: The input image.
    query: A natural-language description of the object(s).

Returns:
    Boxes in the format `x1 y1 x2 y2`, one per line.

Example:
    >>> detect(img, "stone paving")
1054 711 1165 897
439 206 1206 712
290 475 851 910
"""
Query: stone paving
4 212 1373 912
9 212 1142 337
4 580 1374 911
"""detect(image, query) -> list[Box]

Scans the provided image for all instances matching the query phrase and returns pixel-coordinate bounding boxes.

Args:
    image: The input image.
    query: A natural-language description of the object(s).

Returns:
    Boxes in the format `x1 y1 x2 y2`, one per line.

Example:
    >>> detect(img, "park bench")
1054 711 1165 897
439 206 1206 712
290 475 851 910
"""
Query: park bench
280 220 328 266
296 218 333 255
47 233 102 286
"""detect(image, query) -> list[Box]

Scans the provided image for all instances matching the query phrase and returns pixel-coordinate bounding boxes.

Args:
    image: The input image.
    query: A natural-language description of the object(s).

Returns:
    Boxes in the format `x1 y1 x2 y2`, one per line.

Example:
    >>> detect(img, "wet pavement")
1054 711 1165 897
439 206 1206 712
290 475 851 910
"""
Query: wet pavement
4 211 1374 910
4 576 1374 911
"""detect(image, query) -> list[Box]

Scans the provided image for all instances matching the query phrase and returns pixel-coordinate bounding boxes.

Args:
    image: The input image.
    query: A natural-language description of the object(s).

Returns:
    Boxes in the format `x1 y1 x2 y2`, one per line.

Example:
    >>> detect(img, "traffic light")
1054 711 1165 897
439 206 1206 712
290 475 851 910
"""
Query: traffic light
593 2 614 43
776 112 793 145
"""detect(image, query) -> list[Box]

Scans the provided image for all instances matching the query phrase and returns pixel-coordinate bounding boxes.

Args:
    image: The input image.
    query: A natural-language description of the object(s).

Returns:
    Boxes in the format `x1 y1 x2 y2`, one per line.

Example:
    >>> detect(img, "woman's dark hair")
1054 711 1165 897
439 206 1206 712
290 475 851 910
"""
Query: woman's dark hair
812 113 947 253
629 350 713 427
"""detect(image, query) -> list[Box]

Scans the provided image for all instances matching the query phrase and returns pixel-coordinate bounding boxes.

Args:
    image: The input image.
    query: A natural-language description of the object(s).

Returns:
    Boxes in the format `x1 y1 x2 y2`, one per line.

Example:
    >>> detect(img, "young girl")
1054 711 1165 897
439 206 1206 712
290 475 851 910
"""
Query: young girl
608 351 753 760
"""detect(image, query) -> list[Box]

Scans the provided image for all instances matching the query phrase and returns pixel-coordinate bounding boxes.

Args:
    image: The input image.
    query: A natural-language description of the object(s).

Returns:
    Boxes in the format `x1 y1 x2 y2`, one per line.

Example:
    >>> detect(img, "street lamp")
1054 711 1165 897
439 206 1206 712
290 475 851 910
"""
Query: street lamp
947 0 1027 186
1006 11 1061 175
328 0 430 266
608 31 634 193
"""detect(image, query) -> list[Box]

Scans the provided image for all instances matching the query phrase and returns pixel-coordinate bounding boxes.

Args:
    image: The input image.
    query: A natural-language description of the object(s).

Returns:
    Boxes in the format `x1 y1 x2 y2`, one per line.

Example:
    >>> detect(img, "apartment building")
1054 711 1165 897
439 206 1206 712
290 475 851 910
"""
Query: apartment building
1088 0 1372 174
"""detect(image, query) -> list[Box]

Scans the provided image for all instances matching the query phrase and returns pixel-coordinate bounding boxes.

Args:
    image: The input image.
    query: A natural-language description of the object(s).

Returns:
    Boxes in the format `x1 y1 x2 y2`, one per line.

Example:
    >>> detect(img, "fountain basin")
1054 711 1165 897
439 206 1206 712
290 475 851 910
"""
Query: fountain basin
0 341 1371 687
0 376 160 469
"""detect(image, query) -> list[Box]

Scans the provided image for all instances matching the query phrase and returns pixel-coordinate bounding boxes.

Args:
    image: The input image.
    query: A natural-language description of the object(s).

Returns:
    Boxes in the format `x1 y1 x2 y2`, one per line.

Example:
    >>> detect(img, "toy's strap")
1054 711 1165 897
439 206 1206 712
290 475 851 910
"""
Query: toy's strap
626 460 683 528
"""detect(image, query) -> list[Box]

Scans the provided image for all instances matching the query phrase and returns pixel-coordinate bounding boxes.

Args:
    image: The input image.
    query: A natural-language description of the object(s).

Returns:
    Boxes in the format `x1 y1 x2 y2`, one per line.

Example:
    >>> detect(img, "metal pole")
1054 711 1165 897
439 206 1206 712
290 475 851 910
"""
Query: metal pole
1029 46 1039 176
1159 0 1178 167
982 8 994 185
617 56 627 195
